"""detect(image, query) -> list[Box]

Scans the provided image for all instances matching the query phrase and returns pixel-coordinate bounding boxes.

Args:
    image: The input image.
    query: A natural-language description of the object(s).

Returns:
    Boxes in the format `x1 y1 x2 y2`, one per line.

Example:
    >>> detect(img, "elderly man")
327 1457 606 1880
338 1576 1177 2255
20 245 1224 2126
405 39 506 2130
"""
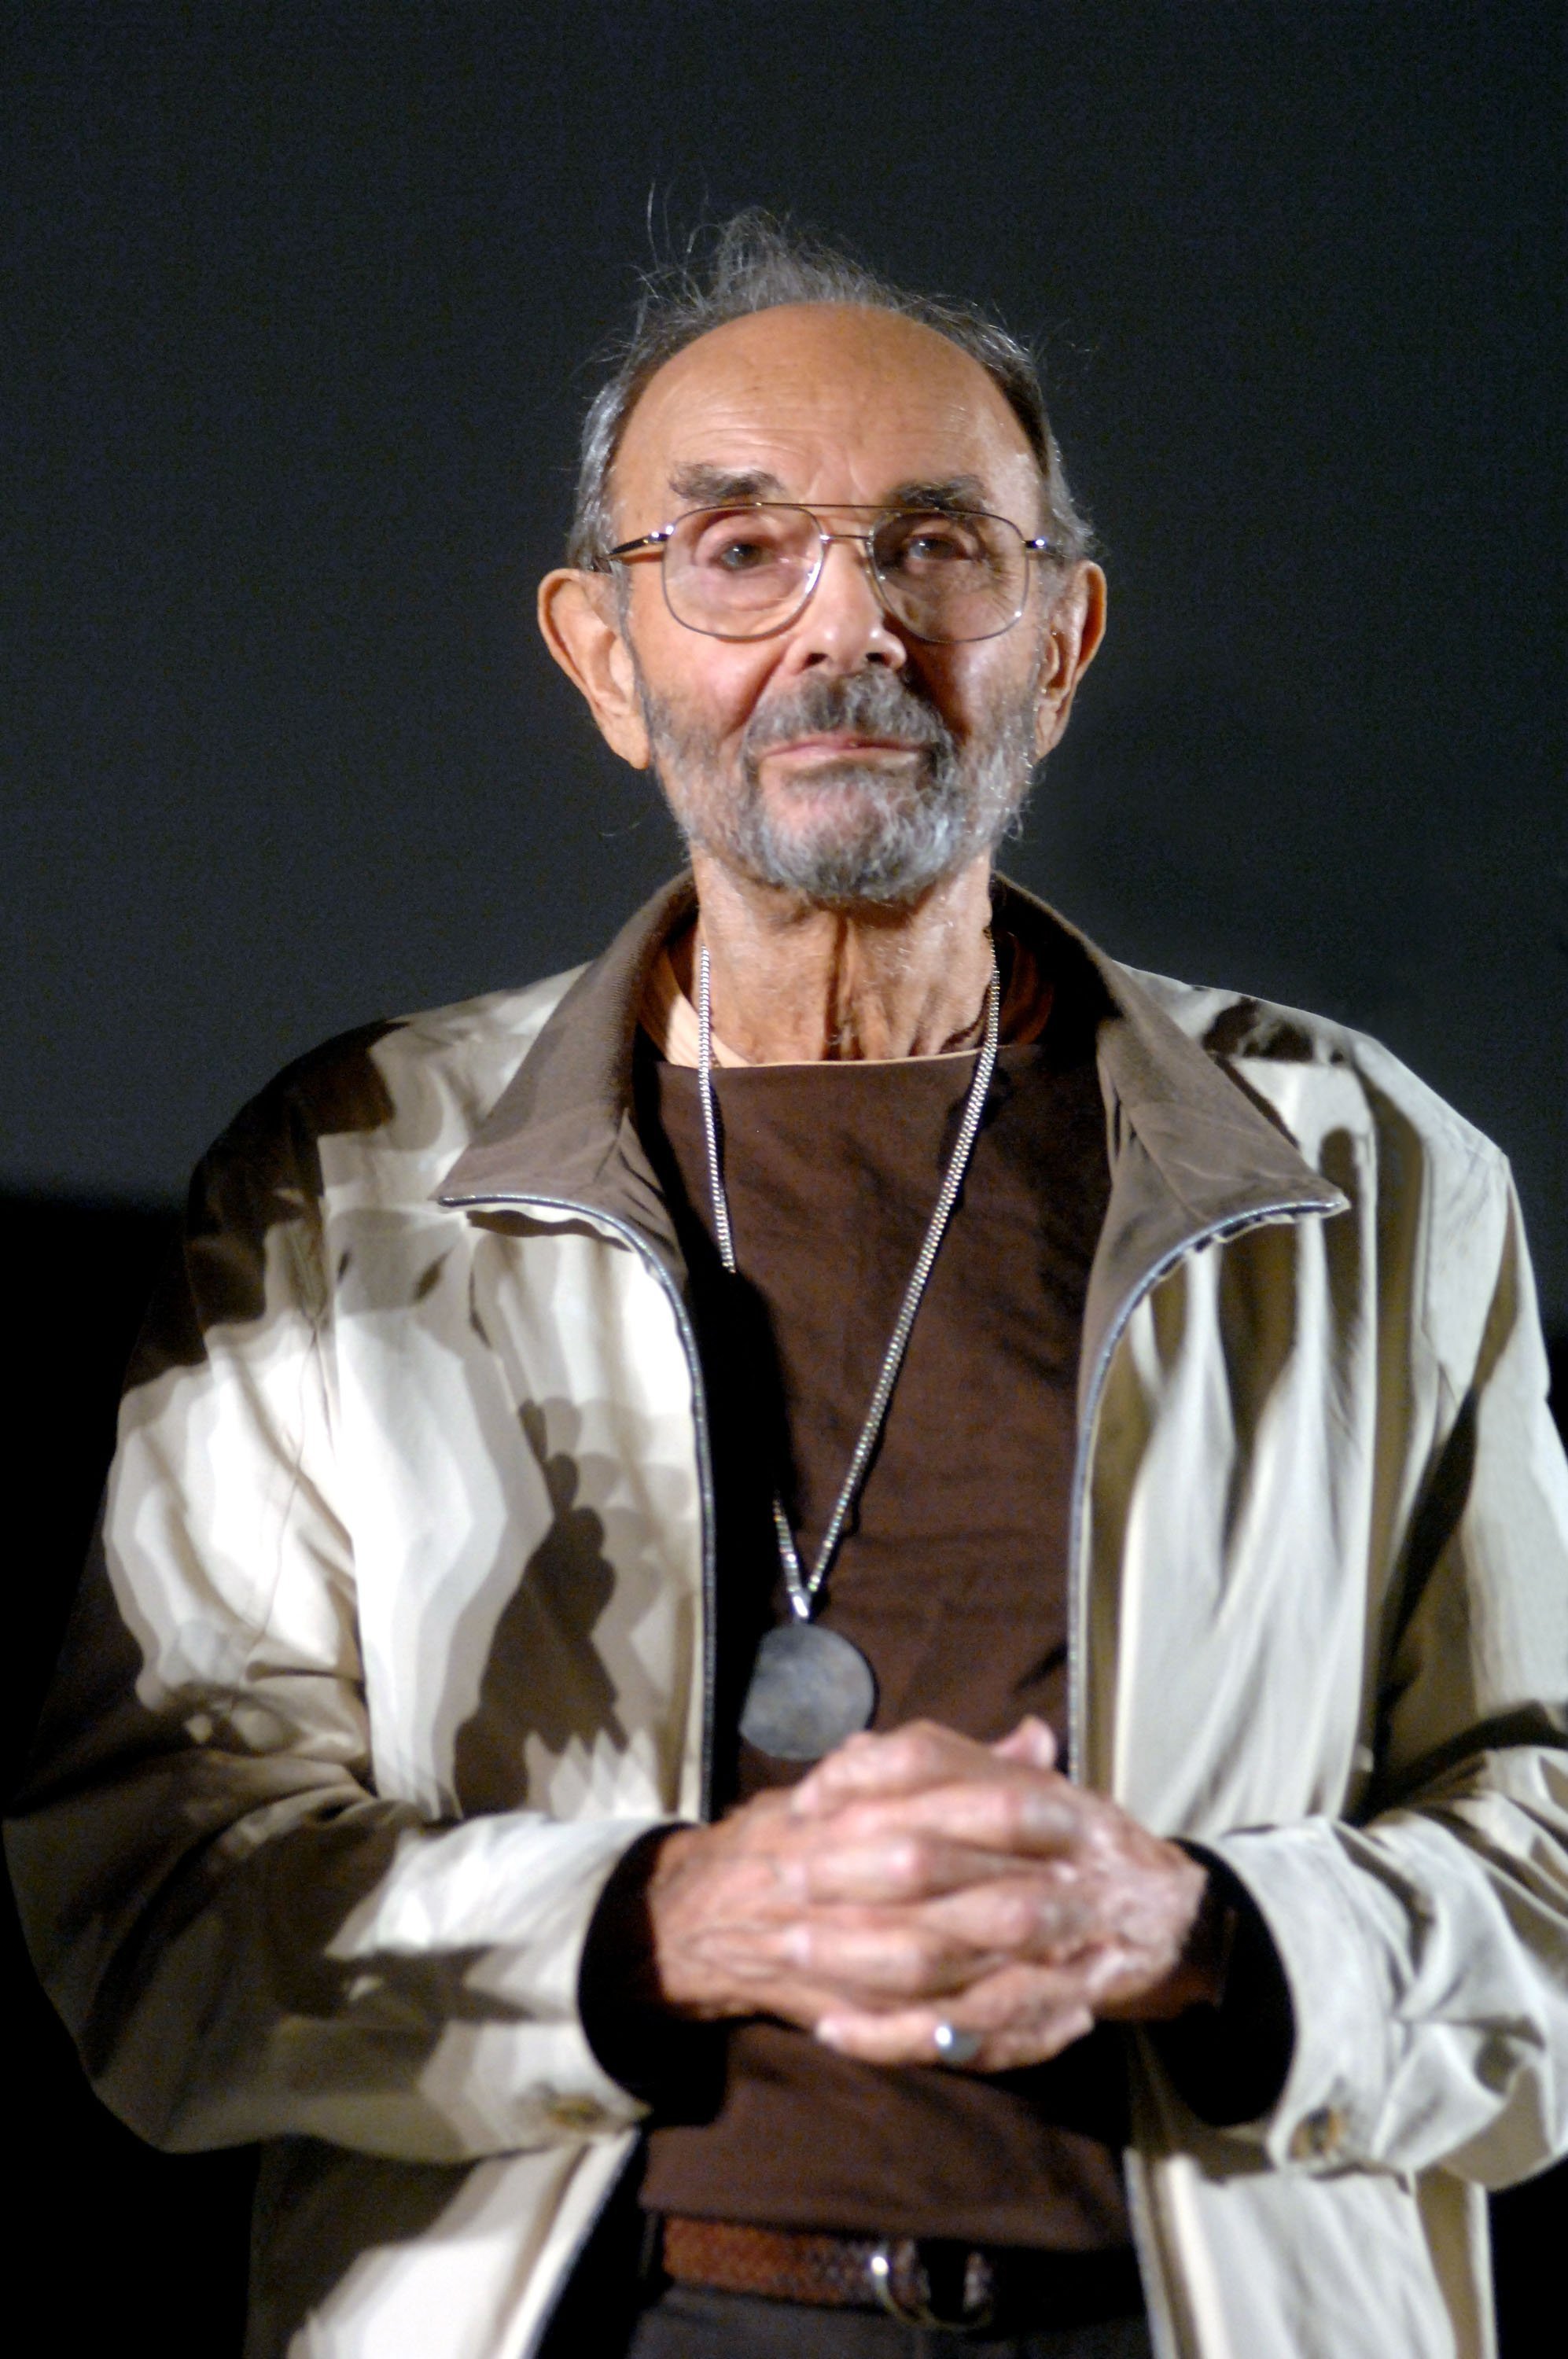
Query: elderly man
9 218 1567 2359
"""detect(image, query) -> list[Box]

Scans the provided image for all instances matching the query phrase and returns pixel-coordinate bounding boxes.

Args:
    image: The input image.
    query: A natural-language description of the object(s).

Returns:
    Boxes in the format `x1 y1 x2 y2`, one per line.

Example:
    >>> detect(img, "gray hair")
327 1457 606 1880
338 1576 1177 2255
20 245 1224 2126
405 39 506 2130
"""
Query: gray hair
566 210 1091 572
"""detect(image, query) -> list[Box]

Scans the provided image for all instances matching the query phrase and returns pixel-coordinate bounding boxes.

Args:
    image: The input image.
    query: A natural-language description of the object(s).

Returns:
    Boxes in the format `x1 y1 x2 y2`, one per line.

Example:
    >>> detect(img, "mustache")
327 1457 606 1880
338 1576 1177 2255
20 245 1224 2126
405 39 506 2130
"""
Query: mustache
742 671 952 760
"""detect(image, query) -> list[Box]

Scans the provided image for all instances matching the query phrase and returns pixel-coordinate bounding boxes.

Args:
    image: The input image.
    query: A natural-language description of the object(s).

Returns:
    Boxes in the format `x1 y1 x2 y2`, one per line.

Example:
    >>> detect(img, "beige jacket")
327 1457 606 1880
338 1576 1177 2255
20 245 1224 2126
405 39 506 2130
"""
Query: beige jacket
9 878 1567 2359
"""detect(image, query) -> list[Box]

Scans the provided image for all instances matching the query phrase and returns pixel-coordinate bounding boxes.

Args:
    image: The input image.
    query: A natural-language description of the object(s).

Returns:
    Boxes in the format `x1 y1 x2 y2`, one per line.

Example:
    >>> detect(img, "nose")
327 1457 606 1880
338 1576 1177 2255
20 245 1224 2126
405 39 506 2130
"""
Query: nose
789 533 907 673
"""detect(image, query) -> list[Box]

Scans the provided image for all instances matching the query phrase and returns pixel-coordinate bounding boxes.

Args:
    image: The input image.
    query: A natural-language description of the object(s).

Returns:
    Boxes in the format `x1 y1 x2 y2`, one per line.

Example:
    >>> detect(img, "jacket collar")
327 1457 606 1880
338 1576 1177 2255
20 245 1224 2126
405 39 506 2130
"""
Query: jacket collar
437 873 698 1264
436 871 1348 1391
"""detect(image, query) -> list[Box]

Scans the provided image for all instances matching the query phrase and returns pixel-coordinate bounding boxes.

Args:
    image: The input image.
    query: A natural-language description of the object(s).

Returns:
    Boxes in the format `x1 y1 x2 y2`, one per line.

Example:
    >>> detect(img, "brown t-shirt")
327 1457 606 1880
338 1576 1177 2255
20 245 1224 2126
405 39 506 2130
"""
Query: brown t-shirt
631 961 1132 2250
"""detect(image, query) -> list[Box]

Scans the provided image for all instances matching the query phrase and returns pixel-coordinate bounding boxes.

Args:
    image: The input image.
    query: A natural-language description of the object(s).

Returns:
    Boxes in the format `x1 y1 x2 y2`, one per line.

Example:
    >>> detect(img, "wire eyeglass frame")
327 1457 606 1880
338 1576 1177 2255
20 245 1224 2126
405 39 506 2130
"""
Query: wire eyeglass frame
602 501 1058 645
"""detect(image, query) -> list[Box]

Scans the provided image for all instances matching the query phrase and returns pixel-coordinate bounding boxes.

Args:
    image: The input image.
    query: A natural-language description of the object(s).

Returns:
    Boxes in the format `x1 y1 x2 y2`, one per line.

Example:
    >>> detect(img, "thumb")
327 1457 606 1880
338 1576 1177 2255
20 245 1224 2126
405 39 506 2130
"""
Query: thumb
992 1715 1058 1771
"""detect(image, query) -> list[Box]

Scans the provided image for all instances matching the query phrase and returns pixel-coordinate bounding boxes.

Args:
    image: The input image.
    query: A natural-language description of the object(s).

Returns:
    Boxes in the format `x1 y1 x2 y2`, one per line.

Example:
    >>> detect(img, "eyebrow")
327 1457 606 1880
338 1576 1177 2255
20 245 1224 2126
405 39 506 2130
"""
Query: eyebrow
664 465 996 514
882 475 992 513
668 463 788 506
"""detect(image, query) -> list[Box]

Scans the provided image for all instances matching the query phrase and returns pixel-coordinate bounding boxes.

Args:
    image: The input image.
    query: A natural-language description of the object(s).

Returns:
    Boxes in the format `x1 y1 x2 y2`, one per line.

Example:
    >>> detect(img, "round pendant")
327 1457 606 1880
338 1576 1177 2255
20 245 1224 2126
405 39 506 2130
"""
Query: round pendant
739 1621 878 1761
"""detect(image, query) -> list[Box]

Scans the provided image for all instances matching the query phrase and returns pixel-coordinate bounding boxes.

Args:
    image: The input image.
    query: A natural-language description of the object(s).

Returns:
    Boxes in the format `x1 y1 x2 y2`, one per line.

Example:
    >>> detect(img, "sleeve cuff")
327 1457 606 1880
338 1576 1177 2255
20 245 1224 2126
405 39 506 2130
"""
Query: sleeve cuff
1147 1844 1297 2128
577 1824 727 2122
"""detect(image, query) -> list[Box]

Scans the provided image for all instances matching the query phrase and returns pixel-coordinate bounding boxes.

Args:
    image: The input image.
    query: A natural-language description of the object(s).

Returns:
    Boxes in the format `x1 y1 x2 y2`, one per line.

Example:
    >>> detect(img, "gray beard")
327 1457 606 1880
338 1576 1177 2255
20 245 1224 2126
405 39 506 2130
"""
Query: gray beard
636 667 1038 909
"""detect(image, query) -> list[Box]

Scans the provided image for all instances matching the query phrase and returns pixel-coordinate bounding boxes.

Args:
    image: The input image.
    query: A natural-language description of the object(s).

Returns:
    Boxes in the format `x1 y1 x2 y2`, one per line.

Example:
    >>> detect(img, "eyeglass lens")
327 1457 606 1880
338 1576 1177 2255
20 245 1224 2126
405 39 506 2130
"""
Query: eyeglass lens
662 506 1029 643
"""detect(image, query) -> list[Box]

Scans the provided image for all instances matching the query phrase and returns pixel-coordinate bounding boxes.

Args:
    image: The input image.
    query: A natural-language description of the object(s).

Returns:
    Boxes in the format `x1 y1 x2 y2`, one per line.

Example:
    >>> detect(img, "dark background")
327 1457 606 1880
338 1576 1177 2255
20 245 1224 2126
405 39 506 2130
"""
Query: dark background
4 4 1562 2347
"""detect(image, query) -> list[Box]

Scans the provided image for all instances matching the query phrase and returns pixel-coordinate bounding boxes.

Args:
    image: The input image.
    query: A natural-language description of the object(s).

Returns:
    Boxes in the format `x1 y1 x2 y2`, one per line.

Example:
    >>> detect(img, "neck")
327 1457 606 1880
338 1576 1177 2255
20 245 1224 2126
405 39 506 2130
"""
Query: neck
683 853 996 1062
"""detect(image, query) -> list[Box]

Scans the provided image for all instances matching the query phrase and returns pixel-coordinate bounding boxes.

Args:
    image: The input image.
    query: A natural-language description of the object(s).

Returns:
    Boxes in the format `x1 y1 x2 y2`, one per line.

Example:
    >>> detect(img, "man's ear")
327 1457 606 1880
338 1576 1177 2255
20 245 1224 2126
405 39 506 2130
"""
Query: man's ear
537 569 652 770
1033 561 1107 760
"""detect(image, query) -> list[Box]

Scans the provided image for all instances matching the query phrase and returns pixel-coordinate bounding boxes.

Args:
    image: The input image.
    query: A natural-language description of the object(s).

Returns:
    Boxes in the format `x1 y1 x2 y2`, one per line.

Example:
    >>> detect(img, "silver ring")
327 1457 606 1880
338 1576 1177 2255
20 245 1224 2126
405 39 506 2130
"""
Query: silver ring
932 2021 982 2065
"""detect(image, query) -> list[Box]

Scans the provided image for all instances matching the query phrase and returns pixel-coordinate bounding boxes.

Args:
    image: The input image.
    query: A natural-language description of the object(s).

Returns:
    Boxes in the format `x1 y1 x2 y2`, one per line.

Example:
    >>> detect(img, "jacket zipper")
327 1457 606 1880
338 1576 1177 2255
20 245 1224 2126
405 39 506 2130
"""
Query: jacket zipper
444 1187 718 2359
460 1180 1334 2359
440 1189 719 1817
1065 1194 1337 1786
1066 1190 1337 2359
457 1182 1329 1795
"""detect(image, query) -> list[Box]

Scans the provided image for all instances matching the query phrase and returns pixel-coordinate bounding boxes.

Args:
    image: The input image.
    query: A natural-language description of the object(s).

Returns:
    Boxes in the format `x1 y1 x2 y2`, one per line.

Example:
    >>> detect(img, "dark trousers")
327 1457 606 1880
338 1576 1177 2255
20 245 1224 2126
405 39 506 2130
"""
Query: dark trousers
624 2284 1154 2359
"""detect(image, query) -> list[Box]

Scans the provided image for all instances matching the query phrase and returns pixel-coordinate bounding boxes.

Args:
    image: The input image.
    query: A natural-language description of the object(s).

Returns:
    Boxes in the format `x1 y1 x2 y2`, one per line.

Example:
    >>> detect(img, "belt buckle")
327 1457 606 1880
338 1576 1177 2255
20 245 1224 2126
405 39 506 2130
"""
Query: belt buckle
867 2240 996 2331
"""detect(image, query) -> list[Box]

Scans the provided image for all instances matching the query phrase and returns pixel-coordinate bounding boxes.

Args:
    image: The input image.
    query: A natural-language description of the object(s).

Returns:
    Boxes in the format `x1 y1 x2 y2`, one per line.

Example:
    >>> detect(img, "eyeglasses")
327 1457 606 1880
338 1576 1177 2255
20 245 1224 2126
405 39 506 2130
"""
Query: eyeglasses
603 502 1057 645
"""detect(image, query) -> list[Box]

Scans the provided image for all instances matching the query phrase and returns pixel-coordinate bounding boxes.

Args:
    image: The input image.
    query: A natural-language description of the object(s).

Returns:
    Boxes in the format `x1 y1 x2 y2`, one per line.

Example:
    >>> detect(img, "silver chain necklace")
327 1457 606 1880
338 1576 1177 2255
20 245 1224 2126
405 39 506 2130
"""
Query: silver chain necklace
696 939 1001 1758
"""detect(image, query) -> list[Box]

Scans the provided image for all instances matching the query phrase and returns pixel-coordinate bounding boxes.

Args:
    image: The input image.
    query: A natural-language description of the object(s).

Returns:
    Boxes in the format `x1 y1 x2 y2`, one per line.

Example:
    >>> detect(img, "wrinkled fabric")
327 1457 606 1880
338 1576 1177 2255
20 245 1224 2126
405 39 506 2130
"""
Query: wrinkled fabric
7 877 1567 2359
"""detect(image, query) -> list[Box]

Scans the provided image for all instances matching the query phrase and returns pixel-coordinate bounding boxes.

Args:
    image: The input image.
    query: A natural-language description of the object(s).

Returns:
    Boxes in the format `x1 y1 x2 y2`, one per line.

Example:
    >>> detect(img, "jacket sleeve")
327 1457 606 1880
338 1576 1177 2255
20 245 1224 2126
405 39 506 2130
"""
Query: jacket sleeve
4 1080 664 2166
1200 1153 1568 2187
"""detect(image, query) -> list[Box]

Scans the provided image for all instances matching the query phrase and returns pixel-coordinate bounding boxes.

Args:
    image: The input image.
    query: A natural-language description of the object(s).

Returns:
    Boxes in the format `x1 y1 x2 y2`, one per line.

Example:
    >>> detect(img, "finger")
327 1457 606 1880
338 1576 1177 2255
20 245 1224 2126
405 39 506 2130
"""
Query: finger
991 1716 1058 1772
723 1912 995 2001
814 1990 1097 2073
678 1871 1095 1994
819 1776 1086 1859
960 2008 1098 2074
790 1721 996 1816
797 1833 1030 1904
916 1870 1101 1957
817 1955 1098 2059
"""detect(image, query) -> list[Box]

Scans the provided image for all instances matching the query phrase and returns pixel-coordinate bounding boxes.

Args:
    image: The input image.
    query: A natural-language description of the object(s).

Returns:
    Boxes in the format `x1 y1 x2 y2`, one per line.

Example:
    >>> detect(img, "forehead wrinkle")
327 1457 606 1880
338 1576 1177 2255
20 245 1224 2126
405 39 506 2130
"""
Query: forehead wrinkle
613 310 1043 539
666 464 1004 519
660 460 990 517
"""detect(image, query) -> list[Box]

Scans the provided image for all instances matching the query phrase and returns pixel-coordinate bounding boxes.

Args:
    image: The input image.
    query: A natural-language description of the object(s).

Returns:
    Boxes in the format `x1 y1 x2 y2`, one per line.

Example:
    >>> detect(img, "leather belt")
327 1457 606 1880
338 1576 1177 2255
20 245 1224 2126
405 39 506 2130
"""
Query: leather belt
660 2214 1143 2332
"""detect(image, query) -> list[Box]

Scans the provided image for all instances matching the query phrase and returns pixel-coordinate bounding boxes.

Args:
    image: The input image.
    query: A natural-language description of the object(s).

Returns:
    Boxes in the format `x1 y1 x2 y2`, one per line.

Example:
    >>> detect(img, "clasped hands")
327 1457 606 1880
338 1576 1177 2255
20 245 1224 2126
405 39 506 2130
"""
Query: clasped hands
646 1717 1222 2074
